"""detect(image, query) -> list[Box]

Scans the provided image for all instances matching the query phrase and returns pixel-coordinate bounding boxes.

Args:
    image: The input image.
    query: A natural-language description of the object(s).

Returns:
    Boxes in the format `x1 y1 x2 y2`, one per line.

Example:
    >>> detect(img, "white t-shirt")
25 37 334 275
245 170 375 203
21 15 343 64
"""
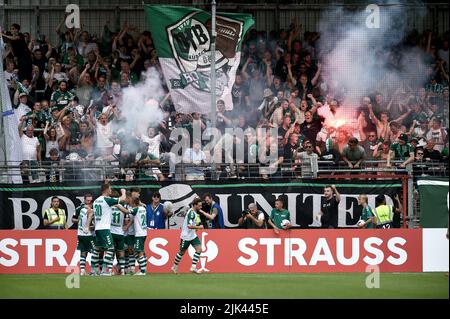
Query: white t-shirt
413 127 428 139
96 121 113 148
45 140 59 158
4 71 14 88
53 72 69 83
183 148 206 176
183 148 206 163
141 134 161 158
256 212 265 221
426 128 447 152
21 135 40 160
15 103 31 124
77 42 98 60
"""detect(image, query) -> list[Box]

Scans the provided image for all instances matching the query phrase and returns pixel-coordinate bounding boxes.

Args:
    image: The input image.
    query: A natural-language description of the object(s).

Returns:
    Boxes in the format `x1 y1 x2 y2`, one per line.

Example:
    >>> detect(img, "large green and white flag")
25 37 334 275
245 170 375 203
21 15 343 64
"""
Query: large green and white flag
144 5 254 114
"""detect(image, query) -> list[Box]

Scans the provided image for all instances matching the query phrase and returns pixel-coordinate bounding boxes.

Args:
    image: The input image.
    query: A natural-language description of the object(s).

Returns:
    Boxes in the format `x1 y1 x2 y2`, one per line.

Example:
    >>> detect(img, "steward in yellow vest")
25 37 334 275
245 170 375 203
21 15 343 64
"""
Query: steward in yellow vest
373 194 402 229
43 196 67 229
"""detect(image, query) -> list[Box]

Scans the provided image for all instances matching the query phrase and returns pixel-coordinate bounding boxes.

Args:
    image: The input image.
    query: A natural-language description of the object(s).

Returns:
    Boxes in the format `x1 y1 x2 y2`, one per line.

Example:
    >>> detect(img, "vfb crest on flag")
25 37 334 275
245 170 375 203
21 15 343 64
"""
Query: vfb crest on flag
167 13 241 96
145 5 254 114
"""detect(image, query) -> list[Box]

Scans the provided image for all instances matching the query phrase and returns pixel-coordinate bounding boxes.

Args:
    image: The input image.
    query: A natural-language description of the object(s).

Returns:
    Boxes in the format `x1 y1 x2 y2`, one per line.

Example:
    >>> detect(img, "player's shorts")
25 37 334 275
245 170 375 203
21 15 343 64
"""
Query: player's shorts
111 233 125 251
95 229 114 250
134 236 147 253
124 235 135 249
179 237 201 251
77 235 95 253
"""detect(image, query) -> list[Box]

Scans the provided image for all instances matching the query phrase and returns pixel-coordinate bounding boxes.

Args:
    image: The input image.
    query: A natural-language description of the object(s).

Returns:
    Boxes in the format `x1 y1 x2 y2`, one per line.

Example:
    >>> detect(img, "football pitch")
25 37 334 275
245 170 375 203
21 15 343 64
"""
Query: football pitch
0 273 448 299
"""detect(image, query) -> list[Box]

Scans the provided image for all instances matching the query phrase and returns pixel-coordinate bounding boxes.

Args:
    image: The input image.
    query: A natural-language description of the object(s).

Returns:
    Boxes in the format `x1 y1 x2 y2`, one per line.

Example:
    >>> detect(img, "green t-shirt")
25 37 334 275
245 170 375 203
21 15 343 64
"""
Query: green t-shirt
50 90 75 111
25 111 46 129
390 142 414 160
270 209 290 229
62 53 84 69
361 206 374 229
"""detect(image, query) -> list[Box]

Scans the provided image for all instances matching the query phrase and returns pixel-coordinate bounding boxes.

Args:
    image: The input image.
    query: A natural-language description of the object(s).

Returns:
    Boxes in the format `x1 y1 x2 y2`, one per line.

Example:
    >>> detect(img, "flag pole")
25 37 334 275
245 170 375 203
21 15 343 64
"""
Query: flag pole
210 0 217 176
210 0 217 129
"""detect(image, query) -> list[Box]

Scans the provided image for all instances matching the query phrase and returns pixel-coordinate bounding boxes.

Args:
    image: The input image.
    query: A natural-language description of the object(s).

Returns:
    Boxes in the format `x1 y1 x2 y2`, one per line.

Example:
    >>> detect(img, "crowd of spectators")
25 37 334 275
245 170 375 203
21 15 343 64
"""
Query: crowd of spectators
2 17 449 183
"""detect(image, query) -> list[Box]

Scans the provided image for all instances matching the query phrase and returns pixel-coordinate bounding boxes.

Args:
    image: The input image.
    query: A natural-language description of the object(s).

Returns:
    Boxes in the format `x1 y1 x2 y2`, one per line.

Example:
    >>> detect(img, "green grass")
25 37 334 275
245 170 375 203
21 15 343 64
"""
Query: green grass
0 273 448 299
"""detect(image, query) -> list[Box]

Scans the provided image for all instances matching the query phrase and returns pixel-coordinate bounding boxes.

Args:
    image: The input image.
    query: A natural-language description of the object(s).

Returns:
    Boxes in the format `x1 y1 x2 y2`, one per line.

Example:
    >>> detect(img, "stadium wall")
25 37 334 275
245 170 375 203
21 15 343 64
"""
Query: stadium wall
0 229 448 273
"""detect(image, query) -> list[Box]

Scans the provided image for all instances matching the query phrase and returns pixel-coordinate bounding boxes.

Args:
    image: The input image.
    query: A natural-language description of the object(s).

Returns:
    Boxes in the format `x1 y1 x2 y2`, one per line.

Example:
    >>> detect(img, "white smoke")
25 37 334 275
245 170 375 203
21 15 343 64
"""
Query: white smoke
318 1 429 107
119 68 165 136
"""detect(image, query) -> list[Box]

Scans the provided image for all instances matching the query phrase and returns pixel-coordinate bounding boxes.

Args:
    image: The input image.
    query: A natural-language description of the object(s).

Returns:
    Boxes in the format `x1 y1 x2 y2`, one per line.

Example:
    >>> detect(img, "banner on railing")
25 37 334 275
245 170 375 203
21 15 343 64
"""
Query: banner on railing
418 177 449 228
0 180 403 230
0 229 435 274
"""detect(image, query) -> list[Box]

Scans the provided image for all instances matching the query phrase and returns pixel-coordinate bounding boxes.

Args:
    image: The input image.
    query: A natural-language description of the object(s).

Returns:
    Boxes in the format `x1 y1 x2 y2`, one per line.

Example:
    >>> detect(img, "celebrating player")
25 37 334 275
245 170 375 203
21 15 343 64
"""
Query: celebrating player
86 183 127 276
123 187 140 274
110 190 128 275
171 197 204 274
129 197 148 276
77 203 95 276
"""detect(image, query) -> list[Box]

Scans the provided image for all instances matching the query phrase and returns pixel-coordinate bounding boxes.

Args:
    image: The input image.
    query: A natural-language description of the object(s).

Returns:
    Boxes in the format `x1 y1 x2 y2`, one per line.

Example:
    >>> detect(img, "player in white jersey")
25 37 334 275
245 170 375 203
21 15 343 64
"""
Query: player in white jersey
171 197 204 274
110 190 130 275
77 203 95 276
129 197 148 275
86 183 126 276
123 187 140 274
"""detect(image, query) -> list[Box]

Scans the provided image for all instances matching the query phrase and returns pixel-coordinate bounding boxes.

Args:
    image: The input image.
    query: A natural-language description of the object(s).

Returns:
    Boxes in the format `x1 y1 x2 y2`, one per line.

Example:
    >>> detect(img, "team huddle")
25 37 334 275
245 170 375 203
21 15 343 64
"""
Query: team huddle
74 183 206 276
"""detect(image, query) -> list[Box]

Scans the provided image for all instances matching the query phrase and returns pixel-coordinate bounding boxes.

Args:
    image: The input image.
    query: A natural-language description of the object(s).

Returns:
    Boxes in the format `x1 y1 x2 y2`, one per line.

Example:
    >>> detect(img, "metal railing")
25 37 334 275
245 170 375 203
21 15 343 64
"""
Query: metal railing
0 159 447 229
0 159 447 183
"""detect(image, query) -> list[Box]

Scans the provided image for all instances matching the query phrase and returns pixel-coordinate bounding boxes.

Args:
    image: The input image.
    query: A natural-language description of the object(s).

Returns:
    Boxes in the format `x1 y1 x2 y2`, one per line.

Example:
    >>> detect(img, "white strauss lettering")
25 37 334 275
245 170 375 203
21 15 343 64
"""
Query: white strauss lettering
237 237 408 267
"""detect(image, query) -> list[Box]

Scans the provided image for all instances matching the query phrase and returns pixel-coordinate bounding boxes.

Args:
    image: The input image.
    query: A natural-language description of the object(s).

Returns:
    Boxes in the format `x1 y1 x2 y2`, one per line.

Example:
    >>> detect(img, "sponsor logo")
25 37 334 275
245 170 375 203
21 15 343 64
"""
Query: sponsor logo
0 230 425 273
188 232 219 272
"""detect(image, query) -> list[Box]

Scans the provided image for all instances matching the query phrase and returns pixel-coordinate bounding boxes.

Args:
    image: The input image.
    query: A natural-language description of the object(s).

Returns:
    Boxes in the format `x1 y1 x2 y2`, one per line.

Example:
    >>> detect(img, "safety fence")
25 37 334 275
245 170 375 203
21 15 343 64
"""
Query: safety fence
0 160 447 229
2 159 447 183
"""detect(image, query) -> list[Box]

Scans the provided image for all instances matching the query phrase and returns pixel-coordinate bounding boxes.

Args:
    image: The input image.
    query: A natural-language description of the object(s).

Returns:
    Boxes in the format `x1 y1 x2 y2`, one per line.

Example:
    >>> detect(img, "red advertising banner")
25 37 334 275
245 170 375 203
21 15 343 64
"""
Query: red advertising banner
0 229 423 274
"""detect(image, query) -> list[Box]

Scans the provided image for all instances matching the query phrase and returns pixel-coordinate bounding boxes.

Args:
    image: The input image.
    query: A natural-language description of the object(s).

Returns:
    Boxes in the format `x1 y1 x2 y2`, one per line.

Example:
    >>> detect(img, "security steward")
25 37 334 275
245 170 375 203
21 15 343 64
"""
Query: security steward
373 194 402 229
43 196 67 229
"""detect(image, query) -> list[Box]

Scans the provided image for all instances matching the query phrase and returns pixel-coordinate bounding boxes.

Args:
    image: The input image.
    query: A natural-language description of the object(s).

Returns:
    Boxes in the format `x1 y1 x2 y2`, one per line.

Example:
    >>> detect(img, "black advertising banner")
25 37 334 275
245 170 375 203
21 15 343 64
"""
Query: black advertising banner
0 180 402 229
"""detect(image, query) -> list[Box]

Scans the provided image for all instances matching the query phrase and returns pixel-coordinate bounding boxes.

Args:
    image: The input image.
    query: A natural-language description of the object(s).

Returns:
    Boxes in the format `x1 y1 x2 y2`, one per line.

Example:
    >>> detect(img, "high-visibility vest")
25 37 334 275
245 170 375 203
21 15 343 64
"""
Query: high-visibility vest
373 205 394 225
43 208 66 227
